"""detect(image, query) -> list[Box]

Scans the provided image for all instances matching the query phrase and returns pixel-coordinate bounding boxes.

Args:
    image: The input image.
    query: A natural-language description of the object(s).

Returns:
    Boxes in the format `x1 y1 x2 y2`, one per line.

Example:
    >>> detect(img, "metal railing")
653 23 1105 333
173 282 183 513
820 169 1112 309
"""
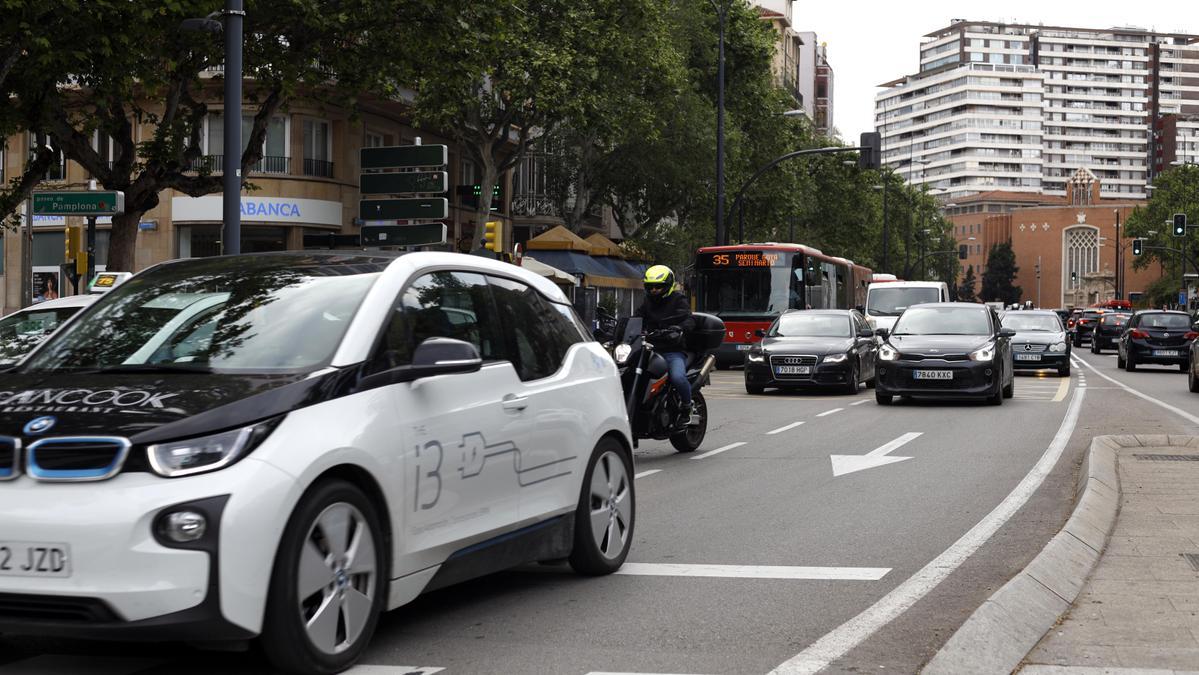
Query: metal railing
185 155 291 174
302 158 334 178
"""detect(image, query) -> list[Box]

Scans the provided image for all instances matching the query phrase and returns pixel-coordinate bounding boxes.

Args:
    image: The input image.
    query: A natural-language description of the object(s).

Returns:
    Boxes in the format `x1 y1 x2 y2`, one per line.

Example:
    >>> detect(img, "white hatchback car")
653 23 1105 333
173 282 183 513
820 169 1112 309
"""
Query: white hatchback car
0 251 634 674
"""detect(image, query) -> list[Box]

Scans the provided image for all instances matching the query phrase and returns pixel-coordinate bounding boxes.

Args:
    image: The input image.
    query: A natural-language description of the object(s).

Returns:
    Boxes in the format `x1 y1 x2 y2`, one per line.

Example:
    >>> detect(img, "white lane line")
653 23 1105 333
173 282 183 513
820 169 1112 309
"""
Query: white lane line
0 656 169 675
349 667 446 675
691 441 746 460
588 672 710 675
634 469 662 479
770 387 1087 675
767 421 807 435
615 563 890 581
851 400 870 406
1074 357 1199 427
816 408 844 417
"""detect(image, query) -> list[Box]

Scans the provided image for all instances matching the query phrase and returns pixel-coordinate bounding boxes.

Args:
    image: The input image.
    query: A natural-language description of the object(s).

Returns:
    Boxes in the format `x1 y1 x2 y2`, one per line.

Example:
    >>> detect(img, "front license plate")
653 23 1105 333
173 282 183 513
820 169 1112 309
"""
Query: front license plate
0 541 71 578
735 344 752 351
1015 353 1042 361
913 369 953 380
775 365 811 375
1154 349 1180 357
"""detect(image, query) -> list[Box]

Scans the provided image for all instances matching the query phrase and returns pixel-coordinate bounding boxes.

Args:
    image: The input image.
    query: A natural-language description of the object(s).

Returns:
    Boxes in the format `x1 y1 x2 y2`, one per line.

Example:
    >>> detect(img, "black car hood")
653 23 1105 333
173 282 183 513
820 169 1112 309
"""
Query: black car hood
888 334 991 356
759 336 853 354
1010 331 1064 345
0 367 360 444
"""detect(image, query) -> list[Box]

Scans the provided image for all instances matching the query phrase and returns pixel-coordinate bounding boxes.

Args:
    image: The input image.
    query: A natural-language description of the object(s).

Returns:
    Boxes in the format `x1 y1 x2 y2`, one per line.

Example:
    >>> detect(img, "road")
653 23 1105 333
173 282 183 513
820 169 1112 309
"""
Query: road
3 348 1197 675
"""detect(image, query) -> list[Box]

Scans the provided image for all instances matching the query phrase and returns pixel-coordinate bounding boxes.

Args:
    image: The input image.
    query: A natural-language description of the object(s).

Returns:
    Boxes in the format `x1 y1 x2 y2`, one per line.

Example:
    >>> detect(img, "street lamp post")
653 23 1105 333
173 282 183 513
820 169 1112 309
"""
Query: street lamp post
872 177 890 273
709 0 731 246
1114 209 1122 300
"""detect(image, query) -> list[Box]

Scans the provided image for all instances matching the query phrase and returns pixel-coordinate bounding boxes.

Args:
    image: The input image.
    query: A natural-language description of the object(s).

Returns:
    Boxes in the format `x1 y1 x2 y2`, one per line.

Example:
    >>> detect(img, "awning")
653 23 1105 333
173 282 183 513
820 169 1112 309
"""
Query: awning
530 250 644 289
521 256 578 286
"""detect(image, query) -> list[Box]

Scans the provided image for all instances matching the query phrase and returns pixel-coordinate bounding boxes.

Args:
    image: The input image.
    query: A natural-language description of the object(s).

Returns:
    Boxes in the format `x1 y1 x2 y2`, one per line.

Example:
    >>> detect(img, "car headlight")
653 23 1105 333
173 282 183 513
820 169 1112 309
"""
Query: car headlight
747 352 765 363
1049 341 1068 352
148 419 279 478
613 343 632 364
822 353 848 364
969 344 996 362
878 344 899 361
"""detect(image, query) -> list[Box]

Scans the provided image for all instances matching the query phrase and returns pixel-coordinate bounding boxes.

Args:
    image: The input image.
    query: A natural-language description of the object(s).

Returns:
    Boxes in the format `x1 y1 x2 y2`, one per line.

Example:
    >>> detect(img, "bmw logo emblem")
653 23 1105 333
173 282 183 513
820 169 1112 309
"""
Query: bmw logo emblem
23 416 56 435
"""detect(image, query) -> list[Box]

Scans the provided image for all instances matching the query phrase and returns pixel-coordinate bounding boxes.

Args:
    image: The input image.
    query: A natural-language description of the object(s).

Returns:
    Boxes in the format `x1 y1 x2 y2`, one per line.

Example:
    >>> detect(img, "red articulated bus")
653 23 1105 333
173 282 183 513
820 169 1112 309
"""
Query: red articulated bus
692 243 873 368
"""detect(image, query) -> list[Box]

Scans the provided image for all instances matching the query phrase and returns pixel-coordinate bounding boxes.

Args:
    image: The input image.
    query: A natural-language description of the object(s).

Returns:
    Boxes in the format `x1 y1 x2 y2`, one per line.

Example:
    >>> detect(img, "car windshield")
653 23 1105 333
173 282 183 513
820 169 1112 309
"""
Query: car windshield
1001 314 1061 332
867 287 941 317
1140 313 1191 330
0 306 85 365
21 256 382 374
773 314 851 338
892 306 991 336
1103 314 1129 325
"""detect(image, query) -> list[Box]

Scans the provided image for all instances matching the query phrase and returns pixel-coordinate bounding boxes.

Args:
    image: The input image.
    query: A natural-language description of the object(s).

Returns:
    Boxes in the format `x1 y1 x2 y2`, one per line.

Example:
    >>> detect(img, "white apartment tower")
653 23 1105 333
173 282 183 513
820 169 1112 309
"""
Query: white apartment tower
875 20 1199 201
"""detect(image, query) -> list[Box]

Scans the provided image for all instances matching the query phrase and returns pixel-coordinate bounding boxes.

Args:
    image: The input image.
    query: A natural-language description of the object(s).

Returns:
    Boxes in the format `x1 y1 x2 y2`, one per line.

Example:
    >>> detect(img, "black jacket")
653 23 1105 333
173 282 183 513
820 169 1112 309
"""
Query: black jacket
635 291 695 351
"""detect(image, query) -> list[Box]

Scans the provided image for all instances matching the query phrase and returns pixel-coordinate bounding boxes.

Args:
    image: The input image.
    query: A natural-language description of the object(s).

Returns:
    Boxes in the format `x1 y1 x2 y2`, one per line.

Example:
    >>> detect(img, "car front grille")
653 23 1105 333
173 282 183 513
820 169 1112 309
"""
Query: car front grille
26 437 131 482
768 354 818 379
1013 343 1048 353
898 353 969 362
0 437 17 481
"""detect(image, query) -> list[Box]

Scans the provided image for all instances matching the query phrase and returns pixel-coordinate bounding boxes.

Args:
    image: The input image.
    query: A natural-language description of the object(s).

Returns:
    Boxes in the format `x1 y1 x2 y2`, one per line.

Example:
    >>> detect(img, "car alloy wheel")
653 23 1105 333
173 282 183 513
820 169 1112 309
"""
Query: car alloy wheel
569 438 634 575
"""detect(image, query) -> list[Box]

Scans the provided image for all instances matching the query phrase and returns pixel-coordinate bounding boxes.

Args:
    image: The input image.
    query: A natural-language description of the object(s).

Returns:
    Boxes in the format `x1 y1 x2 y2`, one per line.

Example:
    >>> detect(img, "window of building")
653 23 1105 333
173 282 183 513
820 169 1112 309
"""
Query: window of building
1063 226 1099 299
302 119 333 178
28 134 65 181
177 225 287 259
364 130 385 148
91 131 123 170
205 112 289 173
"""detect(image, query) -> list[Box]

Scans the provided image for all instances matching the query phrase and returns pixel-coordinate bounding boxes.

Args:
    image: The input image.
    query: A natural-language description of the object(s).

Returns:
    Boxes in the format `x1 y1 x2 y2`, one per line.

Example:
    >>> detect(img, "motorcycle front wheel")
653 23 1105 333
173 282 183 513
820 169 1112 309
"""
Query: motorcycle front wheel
669 391 707 453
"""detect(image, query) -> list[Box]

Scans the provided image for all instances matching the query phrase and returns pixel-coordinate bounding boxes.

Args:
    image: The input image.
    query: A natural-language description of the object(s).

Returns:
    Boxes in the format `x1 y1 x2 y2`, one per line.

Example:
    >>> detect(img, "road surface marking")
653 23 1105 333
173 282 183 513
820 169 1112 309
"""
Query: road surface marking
634 469 661 479
1053 377 1070 401
691 442 746 460
1075 356 1199 427
349 668 446 675
770 387 1086 675
766 421 806 435
615 563 890 581
816 408 844 417
588 672 711 675
850 400 870 406
830 432 922 477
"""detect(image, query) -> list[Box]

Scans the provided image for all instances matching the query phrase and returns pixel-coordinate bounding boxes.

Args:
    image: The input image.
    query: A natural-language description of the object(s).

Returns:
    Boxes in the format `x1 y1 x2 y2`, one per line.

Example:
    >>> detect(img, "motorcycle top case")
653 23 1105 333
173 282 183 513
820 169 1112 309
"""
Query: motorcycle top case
687 313 725 352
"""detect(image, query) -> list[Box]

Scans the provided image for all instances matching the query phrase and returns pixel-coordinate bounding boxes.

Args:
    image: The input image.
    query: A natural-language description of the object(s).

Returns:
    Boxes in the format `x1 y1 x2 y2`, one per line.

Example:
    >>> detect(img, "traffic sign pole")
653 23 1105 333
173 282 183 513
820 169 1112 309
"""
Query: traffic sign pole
86 216 96 286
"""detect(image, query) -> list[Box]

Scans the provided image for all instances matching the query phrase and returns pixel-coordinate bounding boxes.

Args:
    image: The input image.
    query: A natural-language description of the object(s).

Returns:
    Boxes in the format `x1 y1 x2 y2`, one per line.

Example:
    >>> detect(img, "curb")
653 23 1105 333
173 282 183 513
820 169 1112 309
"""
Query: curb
922 435 1124 675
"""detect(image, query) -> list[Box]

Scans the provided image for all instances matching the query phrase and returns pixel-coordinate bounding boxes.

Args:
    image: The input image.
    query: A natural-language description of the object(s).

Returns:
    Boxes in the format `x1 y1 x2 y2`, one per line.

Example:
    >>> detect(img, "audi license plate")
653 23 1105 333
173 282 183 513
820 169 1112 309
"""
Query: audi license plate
913 370 953 380
1015 353 1042 361
0 541 71 578
775 365 811 375
1154 349 1180 357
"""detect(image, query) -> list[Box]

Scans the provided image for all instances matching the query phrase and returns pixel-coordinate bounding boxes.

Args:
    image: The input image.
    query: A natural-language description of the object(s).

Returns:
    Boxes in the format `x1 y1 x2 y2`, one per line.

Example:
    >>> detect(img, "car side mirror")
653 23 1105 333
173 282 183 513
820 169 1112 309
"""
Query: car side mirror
360 337 482 389
874 327 890 339
998 327 1017 338
755 328 766 337
855 305 865 314
858 327 874 338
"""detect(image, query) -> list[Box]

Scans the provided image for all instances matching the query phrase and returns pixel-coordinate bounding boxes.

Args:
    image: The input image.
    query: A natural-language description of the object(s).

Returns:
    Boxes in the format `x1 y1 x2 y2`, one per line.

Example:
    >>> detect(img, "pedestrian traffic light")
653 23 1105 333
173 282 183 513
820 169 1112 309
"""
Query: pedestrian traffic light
1132 238 1143 256
483 220 503 252
858 131 882 171
1173 213 1187 237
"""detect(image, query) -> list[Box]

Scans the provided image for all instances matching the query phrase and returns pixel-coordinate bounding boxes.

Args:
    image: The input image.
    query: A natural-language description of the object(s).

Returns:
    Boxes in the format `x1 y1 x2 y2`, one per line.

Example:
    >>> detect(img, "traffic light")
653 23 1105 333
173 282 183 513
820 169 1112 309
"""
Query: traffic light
1071 271 1078 284
858 131 882 171
1132 238 1144 256
1173 213 1187 237
63 226 86 276
482 220 504 252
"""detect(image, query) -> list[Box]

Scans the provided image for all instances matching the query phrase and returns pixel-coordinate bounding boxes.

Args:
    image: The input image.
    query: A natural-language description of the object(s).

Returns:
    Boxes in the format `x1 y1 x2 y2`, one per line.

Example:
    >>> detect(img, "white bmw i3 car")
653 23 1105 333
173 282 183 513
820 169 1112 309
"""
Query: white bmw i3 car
0 251 634 674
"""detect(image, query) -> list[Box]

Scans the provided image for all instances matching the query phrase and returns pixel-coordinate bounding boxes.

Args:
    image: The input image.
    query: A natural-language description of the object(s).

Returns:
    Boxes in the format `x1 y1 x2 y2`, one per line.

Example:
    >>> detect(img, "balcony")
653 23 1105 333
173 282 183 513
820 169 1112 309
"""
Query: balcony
302 158 334 178
185 155 291 174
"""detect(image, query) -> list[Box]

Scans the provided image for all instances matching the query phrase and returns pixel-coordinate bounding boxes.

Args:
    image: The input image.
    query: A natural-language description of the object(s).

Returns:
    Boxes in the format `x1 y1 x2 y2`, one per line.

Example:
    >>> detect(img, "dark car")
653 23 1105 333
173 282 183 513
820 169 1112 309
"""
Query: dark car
1091 311 1131 353
1071 309 1106 347
1065 308 1084 341
1189 337 1199 393
744 309 876 395
874 303 1015 405
1001 310 1071 376
1117 310 1197 372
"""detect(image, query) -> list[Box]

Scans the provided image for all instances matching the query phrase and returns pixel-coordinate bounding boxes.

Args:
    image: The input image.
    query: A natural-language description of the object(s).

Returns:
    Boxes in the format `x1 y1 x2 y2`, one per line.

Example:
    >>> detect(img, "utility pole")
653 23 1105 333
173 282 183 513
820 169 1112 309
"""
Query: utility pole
1036 256 1042 309
1114 209 1122 300
222 0 245 255
709 0 729 246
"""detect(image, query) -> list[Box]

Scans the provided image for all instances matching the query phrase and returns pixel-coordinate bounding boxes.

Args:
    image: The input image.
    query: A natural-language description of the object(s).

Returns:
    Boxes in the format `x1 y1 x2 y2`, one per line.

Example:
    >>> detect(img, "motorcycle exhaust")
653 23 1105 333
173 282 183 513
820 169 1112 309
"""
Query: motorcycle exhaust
696 354 716 386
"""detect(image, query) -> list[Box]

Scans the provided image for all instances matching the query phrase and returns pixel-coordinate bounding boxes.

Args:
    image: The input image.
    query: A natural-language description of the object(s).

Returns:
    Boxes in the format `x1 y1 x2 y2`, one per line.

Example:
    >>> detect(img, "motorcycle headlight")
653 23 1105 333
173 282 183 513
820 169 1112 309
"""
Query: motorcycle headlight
148 419 279 478
1050 341 1068 353
613 343 632 364
878 344 899 361
822 353 848 364
969 344 996 362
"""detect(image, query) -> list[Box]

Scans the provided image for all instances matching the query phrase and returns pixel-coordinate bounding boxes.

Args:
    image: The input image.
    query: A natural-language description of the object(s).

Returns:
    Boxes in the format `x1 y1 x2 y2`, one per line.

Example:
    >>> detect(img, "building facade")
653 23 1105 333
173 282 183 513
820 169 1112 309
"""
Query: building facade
753 0 804 107
876 21 1199 202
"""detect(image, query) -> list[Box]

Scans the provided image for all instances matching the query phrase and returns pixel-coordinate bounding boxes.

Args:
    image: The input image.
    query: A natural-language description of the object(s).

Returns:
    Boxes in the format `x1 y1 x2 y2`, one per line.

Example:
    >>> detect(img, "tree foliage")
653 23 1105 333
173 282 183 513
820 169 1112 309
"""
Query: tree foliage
959 265 978 302
1123 164 1199 293
981 242 1022 304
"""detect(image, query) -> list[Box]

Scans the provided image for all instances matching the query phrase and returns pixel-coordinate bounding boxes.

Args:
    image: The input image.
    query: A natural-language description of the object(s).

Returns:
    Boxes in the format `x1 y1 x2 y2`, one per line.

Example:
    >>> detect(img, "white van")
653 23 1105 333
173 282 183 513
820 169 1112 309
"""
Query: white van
864 280 951 332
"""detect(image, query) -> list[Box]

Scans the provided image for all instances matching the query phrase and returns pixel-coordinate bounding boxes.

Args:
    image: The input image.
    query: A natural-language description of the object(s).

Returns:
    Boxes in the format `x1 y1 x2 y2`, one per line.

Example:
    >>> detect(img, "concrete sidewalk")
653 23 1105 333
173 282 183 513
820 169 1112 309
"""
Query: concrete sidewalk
1022 438 1199 673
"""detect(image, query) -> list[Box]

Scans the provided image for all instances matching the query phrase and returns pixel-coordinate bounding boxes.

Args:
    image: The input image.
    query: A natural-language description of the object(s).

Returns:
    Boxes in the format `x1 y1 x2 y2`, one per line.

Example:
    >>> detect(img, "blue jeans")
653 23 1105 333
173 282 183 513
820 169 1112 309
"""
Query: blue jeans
662 352 691 405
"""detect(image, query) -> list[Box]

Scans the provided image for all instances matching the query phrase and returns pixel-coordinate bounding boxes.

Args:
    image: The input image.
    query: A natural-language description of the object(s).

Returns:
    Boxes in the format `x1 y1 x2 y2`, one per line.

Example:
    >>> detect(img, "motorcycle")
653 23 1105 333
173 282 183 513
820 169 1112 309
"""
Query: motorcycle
608 313 725 453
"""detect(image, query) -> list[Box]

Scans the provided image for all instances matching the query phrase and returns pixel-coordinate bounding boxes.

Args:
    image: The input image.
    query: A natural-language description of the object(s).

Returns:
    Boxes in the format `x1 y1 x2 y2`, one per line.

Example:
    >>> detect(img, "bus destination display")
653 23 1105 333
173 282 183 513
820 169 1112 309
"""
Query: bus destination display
697 251 785 268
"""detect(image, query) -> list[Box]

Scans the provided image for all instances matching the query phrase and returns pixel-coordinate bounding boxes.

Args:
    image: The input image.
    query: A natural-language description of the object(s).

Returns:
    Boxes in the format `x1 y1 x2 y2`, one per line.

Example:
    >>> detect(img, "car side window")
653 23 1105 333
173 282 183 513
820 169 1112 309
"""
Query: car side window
488 275 582 382
368 270 500 374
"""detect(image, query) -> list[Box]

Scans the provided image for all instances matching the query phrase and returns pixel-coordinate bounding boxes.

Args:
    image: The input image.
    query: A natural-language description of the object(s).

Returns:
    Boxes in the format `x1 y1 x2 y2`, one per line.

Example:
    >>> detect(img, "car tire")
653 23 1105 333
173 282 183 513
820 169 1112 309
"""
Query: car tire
1189 365 1199 393
987 384 1003 406
568 437 634 576
875 392 892 405
1058 364 1071 377
1003 378 1014 399
745 381 765 395
669 391 707 453
1117 350 1126 369
842 363 859 395
865 374 876 389
1091 341 1099 354
1181 362 1189 373
1125 353 1136 372
260 479 386 675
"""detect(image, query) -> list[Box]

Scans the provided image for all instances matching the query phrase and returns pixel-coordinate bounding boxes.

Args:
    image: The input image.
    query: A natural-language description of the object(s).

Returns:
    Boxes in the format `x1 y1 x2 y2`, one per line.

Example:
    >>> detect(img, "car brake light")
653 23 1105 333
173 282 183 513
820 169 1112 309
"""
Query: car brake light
1186 331 1198 340
1130 329 1149 339
1067 320 1075 328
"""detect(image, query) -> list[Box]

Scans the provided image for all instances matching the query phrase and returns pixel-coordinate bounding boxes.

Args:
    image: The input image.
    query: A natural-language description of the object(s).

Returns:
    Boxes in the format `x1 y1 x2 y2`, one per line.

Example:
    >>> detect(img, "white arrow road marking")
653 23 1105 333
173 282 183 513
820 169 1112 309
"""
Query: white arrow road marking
767 421 806 435
614 563 890 581
850 400 870 406
830 432 923 477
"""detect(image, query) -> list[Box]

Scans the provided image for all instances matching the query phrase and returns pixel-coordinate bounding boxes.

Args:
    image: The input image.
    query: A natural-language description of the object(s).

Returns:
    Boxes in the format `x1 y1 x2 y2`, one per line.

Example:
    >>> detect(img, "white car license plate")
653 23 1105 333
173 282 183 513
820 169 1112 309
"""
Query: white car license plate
913 369 953 380
775 365 811 375
1015 353 1042 361
1154 349 1180 357
736 344 752 351
0 541 71 578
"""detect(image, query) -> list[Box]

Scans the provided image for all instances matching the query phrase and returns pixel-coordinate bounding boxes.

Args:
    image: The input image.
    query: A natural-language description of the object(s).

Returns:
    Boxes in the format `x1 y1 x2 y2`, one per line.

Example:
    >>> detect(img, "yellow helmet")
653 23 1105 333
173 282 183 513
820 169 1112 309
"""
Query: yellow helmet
643 265 675 298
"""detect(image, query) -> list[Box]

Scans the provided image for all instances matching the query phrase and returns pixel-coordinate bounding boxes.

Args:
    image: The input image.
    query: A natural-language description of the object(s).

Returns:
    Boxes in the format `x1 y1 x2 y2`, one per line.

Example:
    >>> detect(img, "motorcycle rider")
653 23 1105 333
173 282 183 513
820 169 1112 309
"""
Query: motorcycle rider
635 265 697 425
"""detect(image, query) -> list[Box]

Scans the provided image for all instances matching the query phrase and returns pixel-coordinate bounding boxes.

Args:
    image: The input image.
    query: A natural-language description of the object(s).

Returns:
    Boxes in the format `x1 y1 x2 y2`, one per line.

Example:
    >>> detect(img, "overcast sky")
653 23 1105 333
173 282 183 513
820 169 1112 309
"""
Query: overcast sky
797 2 1199 140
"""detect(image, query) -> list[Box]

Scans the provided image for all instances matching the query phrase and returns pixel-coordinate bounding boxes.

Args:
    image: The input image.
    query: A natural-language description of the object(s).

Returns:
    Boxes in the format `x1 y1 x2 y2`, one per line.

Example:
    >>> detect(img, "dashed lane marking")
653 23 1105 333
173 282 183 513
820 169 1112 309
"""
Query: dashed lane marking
634 469 661 479
816 408 844 417
766 421 806 435
614 563 891 581
851 399 870 406
690 442 746 460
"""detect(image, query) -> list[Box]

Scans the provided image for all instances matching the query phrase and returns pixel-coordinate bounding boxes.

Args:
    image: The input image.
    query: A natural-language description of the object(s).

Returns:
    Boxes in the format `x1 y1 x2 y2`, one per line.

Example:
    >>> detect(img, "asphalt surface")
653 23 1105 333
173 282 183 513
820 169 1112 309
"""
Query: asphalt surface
3 346 1198 675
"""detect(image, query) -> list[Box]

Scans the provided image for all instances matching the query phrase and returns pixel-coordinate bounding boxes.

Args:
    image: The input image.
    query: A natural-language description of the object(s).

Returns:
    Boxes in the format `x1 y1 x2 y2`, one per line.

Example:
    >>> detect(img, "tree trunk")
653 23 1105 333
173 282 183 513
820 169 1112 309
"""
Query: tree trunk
107 211 142 272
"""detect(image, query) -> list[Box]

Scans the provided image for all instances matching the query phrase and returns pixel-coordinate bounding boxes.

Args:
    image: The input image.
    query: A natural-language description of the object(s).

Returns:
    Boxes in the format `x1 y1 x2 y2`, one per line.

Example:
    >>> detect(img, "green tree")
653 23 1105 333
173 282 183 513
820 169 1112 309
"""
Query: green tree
959 264 978 302
1123 164 1199 293
981 242 1022 304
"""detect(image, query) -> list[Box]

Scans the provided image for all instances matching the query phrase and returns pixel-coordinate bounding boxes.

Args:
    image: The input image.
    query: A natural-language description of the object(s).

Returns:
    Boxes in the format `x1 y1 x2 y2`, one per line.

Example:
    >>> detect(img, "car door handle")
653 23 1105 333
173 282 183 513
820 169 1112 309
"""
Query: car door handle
502 394 529 411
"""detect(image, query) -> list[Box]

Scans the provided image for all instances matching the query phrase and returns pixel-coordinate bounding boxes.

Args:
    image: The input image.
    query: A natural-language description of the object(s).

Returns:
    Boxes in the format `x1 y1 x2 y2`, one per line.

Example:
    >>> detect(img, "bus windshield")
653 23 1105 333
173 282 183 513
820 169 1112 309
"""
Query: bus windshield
698 267 795 317
867 287 941 317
